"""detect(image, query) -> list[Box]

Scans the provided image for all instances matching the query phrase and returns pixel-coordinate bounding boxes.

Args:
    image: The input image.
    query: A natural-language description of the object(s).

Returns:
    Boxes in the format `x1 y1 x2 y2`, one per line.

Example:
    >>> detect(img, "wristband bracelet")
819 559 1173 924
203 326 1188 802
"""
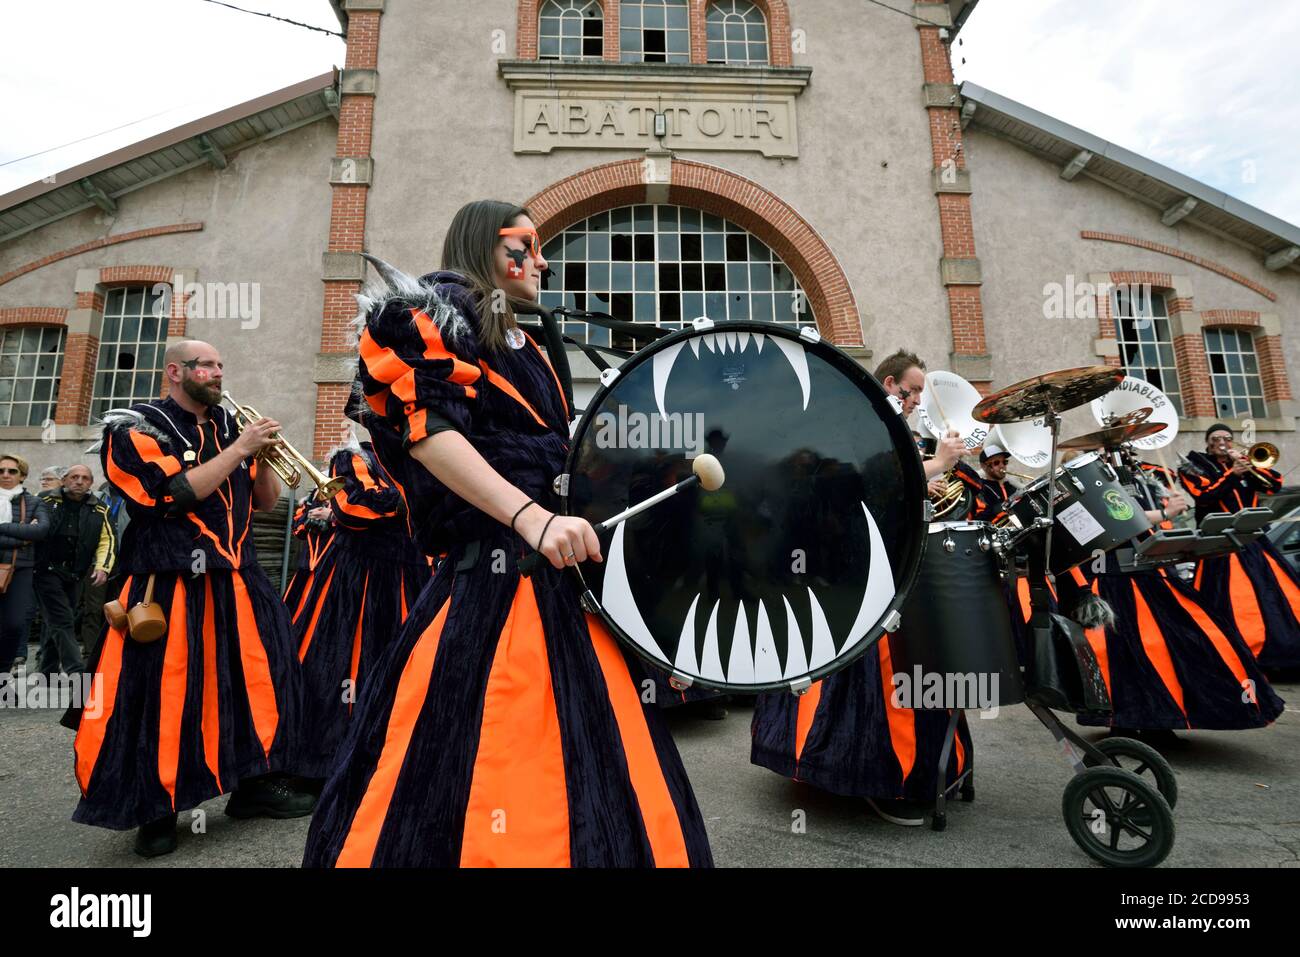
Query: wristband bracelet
510 500 537 535
534 513 558 554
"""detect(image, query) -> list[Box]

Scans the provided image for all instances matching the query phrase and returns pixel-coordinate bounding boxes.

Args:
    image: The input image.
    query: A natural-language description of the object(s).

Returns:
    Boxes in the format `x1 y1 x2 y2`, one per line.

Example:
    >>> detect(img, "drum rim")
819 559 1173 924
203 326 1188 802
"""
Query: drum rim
558 319 928 693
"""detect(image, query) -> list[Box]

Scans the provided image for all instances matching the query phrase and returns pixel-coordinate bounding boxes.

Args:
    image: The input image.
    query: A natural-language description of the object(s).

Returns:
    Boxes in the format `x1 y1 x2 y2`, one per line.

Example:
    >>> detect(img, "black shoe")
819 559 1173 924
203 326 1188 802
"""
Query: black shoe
133 814 178 858
225 775 318 819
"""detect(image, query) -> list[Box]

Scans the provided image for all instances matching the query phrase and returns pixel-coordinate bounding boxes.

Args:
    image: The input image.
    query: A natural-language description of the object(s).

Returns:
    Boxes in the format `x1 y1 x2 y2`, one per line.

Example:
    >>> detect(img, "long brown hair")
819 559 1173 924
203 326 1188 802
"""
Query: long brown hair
441 199 533 352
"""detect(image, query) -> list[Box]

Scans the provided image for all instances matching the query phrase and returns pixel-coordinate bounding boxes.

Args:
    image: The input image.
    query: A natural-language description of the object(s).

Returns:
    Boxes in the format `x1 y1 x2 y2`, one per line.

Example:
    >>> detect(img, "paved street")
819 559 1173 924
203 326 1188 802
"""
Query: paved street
2 677 1298 868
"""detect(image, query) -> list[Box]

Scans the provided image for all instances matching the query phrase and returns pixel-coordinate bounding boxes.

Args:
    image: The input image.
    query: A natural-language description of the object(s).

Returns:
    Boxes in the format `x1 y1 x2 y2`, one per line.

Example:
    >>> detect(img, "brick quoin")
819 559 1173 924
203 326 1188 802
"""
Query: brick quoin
917 0 987 383
54 333 99 426
1173 334 1216 418
314 6 383 460
1256 336 1293 403
527 157 861 345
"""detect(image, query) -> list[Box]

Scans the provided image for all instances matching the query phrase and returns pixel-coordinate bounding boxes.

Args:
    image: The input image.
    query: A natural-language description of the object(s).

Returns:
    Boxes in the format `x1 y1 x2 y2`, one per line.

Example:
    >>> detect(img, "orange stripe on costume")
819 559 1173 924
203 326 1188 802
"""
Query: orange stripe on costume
157 578 189 808
1131 581 1188 725
1228 554 1268 657
74 577 131 793
232 572 280 757
201 576 222 789
105 435 157 507
876 639 917 782
297 565 338 662
793 680 823 764
479 360 548 429
587 615 691 867
529 336 570 421
412 309 482 388
127 430 183 477
1263 552 1300 627
460 577 571 867
1160 572 1253 705
337 598 451 867
348 575 368 713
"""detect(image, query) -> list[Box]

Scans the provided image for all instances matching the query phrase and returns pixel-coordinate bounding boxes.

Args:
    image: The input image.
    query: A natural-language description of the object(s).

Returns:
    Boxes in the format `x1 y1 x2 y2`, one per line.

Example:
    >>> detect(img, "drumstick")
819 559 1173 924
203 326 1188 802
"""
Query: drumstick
927 375 952 435
518 454 726 576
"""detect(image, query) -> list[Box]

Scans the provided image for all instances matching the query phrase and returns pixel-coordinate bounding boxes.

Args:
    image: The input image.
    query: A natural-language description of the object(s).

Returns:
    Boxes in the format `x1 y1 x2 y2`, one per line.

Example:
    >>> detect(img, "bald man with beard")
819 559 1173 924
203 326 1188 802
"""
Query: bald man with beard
66 340 313 858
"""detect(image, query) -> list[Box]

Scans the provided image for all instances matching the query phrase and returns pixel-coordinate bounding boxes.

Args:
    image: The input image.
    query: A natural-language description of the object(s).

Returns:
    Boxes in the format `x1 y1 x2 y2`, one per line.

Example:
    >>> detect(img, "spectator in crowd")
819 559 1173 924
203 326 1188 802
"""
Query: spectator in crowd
0 454 51 672
33 465 114 676
38 466 64 492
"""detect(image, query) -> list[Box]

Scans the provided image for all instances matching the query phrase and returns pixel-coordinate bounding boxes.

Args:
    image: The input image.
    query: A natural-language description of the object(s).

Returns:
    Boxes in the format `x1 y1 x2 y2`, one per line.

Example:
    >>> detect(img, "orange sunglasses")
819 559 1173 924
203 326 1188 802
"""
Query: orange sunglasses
498 226 542 259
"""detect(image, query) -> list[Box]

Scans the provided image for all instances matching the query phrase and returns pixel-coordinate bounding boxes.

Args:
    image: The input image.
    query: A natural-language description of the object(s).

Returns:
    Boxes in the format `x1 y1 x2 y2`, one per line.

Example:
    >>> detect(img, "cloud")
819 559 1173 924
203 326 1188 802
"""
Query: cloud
954 0 1300 226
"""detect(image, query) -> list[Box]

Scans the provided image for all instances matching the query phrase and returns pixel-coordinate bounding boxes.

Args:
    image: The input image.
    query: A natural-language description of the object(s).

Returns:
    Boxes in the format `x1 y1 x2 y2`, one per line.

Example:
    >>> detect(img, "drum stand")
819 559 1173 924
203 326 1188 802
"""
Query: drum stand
931 708 974 832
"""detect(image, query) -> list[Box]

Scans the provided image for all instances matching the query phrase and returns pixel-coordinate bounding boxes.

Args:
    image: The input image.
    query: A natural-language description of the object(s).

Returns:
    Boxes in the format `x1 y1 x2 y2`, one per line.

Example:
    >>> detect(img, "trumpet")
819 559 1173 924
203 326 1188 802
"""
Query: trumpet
221 391 346 498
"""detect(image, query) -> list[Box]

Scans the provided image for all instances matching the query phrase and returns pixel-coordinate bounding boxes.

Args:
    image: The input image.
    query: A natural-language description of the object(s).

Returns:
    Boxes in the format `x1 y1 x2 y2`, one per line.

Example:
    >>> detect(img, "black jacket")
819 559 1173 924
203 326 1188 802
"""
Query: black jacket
35 488 116 578
0 489 51 569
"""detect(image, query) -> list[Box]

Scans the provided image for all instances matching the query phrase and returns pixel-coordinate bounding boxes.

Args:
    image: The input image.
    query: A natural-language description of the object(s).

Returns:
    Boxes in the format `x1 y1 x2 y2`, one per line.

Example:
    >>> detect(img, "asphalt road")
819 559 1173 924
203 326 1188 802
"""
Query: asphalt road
4 670 1298 869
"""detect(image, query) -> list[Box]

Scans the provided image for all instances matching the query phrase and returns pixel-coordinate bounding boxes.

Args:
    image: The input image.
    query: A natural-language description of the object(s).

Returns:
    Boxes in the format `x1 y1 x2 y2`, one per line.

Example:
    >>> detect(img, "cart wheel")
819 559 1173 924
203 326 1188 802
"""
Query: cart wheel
960 778 974 803
1090 737 1178 810
1062 767 1175 868
931 811 947 832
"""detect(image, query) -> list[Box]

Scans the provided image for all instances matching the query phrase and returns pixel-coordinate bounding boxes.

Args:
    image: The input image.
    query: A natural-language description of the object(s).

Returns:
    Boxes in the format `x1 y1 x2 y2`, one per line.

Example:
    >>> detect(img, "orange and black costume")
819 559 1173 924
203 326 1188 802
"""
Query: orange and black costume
69 398 304 829
293 443 430 778
302 269 712 867
1180 450 1300 670
283 490 336 616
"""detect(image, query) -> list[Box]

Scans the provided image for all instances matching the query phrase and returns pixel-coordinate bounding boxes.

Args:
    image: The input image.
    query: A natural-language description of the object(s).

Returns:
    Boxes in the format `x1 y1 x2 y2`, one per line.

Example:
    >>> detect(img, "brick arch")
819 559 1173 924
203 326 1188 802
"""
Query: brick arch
0 307 67 328
524 157 861 345
689 0 791 66
1202 309 1261 328
517 0 621 62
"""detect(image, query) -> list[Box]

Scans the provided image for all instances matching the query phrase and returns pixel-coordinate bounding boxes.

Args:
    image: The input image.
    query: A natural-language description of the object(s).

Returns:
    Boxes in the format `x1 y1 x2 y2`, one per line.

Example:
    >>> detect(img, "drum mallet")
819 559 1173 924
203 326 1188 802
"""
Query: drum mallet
518 454 725 576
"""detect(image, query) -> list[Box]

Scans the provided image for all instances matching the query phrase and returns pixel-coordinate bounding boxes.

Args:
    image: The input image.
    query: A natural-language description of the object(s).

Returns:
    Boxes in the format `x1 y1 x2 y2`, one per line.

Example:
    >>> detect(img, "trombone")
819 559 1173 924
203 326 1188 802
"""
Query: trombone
221 391 346 498
1230 441 1280 481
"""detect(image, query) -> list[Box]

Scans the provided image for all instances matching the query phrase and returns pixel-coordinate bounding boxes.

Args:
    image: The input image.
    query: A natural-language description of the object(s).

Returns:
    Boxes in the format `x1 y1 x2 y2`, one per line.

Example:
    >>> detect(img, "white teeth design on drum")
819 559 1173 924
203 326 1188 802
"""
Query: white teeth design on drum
771 336 811 411
689 337 701 358
781 594 808 679
725 331 738 353
674 591 701 674
653 341 687 421
805 587 836 671
838 501 896 656
700 599 726 682
753 332 765 353
725 602 754 684
703 333 717 353
601 522 667 661
752 600 782 683
738 330 751 352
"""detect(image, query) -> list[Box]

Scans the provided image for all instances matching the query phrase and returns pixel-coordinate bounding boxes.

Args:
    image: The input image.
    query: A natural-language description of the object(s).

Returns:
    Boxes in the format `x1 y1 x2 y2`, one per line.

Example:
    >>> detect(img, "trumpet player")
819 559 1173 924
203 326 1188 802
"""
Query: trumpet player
1178 423 1300 672
66 340 314 858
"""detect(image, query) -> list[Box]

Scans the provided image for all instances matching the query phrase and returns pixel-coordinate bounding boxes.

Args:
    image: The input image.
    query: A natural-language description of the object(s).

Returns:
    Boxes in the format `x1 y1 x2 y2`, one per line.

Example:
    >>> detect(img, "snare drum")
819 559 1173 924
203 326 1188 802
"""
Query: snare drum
560 320 927 693
889 522 1025 707
1002 451 1151 576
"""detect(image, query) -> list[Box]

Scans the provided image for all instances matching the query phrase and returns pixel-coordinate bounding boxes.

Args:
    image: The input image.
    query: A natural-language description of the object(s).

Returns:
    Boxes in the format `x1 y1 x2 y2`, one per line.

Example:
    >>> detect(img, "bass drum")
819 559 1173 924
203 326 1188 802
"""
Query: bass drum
560 320 927 693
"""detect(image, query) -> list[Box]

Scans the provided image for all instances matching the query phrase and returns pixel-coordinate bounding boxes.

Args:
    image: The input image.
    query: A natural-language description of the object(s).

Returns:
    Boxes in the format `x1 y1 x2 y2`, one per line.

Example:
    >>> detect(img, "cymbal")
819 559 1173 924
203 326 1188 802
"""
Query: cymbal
1110 407 1153 427
1058 421 1168 451
973 366 1124 424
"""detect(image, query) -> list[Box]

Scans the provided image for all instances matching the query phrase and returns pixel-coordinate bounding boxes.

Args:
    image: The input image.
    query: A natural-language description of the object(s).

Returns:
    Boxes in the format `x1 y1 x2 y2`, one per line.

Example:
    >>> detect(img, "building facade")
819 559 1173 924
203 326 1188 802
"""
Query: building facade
1 0 1297 488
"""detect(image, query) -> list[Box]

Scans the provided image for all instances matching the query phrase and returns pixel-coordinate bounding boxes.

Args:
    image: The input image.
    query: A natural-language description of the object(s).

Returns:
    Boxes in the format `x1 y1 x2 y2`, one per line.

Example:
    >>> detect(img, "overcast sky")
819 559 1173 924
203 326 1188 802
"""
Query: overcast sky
1 0 1297 226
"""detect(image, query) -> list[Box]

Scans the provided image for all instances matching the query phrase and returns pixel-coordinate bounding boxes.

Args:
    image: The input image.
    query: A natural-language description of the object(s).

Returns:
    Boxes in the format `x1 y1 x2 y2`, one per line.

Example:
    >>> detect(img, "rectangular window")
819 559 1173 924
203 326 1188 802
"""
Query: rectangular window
1112 285 1184 415
1204 327 1266 419
619 1 691 63
91 285 169 422
0 326 66 427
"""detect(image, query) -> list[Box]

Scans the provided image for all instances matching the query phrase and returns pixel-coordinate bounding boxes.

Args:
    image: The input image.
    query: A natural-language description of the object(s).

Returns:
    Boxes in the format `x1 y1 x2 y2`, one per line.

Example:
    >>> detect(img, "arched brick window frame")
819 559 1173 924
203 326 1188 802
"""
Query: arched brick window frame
63 264 192 422
689 0 791 66
517 0 792 66
525 157 861 345
1200 309 1293 416
518 0 621 62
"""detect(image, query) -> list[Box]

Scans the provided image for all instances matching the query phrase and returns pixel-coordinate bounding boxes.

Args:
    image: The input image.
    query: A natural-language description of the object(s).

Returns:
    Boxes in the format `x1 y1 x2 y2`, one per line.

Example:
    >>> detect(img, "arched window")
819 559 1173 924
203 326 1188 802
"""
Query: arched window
92 285 168 420
539 0 604 61
539 203 813 348
1112 284 1183 415
619 0 690 63
1204 328 1265 418
706 0 769 65
0 326 65 427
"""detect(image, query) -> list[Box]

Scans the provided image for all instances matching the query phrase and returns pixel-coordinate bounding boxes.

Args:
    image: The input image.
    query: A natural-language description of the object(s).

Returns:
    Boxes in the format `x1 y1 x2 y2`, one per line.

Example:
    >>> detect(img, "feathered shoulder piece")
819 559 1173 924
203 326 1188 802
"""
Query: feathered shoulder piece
84 405 172 454
351 254 476 348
